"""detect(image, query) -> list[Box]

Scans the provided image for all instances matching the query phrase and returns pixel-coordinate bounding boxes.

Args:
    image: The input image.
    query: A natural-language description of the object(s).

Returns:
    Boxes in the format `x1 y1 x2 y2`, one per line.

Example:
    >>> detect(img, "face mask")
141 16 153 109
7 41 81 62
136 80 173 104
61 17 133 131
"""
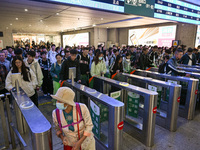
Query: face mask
56 102 68 110
99 57 103 60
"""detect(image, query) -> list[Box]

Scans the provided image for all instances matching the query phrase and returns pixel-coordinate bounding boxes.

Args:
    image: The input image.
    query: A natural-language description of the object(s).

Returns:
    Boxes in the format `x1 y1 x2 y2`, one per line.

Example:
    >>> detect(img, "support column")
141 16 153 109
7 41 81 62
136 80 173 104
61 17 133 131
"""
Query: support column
176 23 197 48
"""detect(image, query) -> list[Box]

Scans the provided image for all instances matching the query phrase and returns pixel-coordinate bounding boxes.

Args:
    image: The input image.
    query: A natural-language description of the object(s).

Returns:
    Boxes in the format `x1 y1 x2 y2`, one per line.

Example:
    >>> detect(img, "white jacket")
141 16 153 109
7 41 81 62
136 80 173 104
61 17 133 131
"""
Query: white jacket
5 69 37 97
24 58 43 87
48 50 57 64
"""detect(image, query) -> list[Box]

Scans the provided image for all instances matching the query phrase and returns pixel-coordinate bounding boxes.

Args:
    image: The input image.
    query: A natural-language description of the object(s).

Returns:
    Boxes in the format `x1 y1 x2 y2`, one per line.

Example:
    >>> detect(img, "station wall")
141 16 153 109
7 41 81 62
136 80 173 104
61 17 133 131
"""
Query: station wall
0 28 13 48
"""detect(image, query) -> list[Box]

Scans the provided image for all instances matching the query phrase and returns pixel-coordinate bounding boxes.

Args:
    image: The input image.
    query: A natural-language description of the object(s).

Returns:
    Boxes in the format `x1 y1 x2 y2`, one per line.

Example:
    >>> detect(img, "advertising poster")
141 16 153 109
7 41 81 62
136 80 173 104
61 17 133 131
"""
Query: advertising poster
195 25 200 48
128 25 176 47
0 40 3 50
63 32 89 47
90 100 100 139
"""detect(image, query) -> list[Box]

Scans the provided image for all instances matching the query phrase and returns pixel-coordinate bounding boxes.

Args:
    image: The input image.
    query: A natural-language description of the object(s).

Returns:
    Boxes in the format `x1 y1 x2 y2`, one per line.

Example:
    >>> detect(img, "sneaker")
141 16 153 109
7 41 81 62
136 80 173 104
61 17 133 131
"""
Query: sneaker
44 94 47 97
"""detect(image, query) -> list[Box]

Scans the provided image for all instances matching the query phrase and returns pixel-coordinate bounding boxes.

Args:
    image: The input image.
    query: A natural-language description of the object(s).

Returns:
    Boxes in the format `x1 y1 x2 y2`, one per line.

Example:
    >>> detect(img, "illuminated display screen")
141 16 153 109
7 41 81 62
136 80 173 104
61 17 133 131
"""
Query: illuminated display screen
128 25 177 47
39 0 200 25
124 0 200 25
195 25 200 48
47 0 124 12
63 32 89 47
154 0 200 25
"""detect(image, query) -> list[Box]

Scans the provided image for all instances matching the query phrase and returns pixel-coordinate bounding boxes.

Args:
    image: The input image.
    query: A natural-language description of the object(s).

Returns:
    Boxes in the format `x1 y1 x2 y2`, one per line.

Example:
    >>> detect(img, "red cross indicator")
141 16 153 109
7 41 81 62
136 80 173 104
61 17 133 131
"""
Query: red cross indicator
195 90 198 95
117 121 124 130
153 106 157 114
177 97 180 103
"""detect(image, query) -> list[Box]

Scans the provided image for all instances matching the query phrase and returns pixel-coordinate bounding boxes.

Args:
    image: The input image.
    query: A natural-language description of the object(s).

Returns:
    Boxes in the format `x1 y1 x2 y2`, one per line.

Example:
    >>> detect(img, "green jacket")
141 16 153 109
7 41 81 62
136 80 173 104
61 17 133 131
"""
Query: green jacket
50 62 62 82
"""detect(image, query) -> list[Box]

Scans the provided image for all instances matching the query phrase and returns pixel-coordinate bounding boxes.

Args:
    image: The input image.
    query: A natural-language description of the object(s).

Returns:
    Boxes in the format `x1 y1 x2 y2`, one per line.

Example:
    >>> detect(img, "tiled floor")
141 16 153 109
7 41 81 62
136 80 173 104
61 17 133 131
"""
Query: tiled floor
1 91 200 150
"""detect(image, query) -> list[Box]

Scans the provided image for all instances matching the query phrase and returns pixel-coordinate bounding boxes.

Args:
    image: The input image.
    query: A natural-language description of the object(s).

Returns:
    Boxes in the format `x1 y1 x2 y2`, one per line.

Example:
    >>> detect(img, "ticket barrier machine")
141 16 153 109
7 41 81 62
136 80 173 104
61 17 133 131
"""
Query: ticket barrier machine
10 81 52 150
116 73 181 132
133 69 199 120
63 81 124 150
178 64 200 69
177 67 200 73
92 76 158 147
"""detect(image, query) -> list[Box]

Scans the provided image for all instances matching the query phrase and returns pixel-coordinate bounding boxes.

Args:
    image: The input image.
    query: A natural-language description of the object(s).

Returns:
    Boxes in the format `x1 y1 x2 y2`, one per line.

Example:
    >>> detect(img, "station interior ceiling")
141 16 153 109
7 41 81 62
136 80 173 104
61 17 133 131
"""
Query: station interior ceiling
0 0 175 33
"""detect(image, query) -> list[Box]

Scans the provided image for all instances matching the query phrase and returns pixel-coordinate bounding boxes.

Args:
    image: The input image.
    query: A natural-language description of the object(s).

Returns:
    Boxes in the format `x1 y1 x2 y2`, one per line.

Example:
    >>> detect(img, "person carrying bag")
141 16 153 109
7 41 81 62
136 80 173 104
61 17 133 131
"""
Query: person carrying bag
51 87 95 150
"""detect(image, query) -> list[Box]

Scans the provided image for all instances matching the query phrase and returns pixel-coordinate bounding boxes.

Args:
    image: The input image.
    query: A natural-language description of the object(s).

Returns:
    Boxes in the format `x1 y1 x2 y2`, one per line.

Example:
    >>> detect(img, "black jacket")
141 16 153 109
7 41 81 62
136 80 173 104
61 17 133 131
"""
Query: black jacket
77 53 90 75
59 56 81 81
179 53 196 65
111 62 123 76
148 49 158 64
139 53 154 70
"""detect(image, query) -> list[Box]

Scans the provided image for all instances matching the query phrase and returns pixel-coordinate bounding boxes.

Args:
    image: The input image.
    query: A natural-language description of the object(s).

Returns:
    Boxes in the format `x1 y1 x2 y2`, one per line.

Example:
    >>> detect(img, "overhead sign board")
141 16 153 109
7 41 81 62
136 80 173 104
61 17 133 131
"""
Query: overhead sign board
43 0 124 13
124 0 155 17
38 0 200 25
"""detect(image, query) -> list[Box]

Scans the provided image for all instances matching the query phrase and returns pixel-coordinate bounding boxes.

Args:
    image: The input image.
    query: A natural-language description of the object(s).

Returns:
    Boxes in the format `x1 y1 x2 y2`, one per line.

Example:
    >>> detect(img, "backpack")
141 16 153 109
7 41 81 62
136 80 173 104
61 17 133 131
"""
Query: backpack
158 63 167 73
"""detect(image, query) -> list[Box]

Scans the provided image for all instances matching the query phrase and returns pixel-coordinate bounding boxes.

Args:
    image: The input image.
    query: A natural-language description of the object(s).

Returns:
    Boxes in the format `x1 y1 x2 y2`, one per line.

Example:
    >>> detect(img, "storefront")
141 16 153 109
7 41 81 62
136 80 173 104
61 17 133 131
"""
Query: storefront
13 33 61 48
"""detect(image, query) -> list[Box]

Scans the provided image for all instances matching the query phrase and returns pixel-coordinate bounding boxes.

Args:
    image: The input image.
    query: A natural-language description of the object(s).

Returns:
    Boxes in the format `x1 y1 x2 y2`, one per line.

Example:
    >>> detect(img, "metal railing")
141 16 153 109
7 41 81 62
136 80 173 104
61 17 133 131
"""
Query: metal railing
10 86 52 150
178 64 200 69
177 66 200 73
0 93 26 150
117 73 181 132
92 76 158 147
133 69 199 120
63 81 124 150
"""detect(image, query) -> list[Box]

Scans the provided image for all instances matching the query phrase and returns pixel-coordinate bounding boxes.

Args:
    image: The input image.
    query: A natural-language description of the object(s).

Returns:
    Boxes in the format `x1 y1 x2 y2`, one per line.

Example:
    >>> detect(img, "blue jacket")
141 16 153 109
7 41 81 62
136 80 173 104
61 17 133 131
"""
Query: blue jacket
166 56 186 76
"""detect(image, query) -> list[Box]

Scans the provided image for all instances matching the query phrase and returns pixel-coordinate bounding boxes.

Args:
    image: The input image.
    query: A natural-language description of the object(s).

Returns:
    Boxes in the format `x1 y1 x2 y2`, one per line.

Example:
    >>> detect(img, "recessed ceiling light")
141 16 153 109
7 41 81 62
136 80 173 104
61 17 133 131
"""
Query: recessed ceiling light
107 27 109 28
25 9 28 12
40 20 43 22
60 22 63 24
16 18 18 20
6 27 8 29
56 13 59 15
46 25 48 27
10 23 12 26
29 24 31 26
101 18 103 20
92 24 96 27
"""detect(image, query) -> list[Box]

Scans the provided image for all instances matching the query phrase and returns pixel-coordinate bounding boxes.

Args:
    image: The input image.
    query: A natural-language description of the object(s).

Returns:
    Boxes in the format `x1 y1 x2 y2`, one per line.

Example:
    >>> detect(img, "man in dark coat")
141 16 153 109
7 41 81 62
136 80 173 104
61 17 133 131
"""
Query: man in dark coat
59 49 81 83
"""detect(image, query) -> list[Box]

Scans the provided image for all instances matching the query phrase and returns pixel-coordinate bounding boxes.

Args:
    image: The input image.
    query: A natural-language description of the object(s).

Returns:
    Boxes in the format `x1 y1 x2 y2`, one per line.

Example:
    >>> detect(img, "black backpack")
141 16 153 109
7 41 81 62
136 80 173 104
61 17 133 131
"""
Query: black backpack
158 63 166 73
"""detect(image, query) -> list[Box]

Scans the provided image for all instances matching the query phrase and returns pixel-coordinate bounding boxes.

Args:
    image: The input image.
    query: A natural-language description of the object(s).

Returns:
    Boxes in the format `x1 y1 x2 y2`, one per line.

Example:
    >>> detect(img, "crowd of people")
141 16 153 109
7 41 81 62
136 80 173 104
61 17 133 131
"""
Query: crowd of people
1 42 200 150
0 43 200 106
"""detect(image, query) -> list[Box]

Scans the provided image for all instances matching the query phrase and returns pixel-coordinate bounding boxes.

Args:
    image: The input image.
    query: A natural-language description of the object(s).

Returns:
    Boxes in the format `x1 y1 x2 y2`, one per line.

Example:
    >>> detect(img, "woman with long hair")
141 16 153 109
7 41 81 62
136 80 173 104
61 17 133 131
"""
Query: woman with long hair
103 49 110 78
111 55 123 76
90 51 107 92
90 51 107 77
5 56 38 106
